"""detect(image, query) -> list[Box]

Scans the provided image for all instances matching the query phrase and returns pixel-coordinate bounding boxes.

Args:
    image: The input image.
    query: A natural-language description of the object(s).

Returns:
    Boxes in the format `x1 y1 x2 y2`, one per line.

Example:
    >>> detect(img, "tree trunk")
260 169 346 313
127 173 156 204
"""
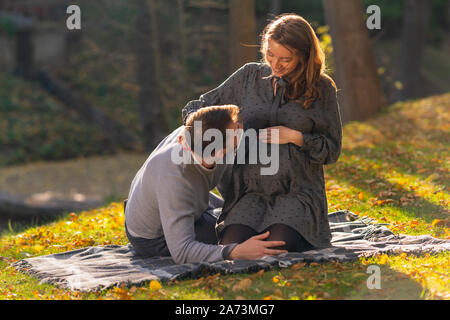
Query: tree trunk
177 0 188 69
134 0 168 151
229 0 257 72
177 0 188 92
398 0 431 100
323 0 386 123
15 29 34 78
268 0 282 18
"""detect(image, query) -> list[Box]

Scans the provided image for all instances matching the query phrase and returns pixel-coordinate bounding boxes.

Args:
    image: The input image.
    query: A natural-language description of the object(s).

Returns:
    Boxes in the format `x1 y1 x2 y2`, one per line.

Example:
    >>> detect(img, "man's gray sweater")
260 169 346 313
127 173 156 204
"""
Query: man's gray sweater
125 126 236 264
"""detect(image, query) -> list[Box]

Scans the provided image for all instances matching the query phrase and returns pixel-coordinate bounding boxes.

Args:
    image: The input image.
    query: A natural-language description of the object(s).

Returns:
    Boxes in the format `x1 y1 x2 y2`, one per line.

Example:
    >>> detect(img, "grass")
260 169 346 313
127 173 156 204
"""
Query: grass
0 93 449 300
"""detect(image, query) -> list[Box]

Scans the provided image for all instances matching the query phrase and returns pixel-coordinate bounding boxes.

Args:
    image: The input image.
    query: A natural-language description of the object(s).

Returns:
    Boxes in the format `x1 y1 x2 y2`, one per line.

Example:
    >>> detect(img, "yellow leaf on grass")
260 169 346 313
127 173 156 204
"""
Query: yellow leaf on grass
409 220 419 227
149 280 162 291
378 254 389 265
358 192 364 200
32 245 45 253
432 219 448 228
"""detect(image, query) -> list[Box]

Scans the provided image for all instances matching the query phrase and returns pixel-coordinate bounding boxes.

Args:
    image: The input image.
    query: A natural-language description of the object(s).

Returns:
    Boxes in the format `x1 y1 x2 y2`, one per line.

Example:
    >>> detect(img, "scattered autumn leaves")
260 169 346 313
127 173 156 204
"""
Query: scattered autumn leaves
0 202 127 261
0 93 449 299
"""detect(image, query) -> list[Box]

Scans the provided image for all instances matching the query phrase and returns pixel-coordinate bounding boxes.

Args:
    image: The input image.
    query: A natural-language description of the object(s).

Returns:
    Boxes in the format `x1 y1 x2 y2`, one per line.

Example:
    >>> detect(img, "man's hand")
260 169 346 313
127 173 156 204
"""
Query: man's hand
227 231 287 260
258 126 304 147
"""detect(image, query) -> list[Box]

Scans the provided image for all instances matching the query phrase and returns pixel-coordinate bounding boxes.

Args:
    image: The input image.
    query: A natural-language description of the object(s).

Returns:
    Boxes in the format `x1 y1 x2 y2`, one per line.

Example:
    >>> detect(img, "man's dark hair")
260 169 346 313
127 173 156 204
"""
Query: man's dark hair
184 105 241 156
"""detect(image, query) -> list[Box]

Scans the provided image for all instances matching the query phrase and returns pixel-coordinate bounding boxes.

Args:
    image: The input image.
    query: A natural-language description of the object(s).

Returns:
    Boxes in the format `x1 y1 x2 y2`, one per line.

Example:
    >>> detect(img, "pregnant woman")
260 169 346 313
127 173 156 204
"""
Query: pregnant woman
182 14 342 253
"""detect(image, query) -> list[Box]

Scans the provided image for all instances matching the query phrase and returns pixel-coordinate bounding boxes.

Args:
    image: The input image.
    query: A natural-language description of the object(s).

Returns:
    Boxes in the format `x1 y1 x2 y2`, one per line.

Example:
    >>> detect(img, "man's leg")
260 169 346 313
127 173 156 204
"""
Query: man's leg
193 192 224 244
124 200 170 257
208 191 224 210
194 208 220 245
125 222 171 257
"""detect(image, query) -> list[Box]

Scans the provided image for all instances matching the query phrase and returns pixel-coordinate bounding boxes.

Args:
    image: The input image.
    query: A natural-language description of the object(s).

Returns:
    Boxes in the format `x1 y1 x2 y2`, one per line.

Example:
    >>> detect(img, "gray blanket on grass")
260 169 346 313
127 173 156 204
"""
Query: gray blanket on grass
12 210 450 292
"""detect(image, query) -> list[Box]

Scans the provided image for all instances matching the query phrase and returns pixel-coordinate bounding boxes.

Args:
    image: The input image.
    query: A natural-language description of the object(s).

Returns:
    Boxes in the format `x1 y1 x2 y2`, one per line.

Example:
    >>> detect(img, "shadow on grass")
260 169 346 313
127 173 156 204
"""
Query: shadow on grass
327 154 447 224
345 264 427 300
0 212 70 237
203 262 430 300
345 143 449 189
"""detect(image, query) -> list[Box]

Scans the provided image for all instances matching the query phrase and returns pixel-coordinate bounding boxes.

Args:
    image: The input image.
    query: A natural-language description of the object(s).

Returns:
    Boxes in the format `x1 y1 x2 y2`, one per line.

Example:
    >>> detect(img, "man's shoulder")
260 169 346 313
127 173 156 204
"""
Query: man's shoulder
146 143 184 173
142 127 186 174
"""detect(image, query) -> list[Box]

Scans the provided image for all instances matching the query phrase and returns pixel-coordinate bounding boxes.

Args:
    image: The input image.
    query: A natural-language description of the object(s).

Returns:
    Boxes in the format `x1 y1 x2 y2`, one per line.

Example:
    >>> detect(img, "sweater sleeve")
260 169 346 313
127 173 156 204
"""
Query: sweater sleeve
155 173 234 264
298 79 343 165
182 63 252 124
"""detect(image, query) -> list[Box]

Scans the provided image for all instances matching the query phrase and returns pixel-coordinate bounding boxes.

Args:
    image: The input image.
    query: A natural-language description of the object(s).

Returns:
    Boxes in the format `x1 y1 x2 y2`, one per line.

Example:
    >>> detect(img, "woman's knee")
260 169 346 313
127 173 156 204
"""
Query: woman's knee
265 223 312 252
219 224 257 245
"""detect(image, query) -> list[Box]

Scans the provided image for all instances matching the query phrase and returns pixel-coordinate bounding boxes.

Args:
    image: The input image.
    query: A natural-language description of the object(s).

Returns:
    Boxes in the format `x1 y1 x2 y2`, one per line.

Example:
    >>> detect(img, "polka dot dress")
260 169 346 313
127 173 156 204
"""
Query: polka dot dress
182 63 343 249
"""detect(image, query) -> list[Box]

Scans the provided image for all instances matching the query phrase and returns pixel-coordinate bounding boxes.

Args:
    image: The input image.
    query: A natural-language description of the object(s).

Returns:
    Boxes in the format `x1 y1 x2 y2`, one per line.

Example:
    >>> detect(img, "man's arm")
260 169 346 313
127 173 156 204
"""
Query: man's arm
156 173 234 264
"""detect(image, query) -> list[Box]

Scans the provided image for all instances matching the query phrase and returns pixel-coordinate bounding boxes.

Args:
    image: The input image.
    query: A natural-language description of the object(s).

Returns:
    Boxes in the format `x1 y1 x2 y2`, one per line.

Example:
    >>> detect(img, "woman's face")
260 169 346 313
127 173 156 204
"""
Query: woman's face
265 38 300 78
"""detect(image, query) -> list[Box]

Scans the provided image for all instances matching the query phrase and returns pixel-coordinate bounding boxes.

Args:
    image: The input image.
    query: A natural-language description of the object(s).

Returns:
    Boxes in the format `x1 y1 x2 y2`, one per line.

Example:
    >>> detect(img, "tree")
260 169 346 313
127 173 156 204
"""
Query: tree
268 0 283 18
229 0 257 72
397 0 431 100
323 0 386 123
134 0 168 151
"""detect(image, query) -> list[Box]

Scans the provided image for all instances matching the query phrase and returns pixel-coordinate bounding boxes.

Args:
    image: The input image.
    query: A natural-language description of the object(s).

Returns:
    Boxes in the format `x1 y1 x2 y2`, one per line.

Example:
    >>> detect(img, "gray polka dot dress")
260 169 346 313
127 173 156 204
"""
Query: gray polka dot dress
182 62 343 249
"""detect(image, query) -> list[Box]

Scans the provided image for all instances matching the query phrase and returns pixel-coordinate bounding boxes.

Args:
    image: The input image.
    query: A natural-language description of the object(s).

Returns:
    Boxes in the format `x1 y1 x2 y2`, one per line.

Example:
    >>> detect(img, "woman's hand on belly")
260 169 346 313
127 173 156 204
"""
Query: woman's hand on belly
259 125 304 147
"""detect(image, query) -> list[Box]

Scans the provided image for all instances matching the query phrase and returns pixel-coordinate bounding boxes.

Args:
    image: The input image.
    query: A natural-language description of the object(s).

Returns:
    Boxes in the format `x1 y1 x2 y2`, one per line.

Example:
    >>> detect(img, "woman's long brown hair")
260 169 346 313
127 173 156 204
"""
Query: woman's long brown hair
260 14 335 109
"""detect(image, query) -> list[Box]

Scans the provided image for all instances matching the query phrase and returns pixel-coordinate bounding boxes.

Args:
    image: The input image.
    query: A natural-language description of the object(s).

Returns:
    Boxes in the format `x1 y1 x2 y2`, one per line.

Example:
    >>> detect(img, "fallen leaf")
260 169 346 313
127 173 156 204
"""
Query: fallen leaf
232 279 252 292
399 253 407 259
149 280 162 291
272 288 283 298
378 254 389 265
351 273 366 278
292 274 305 283
250 269 264 279
432 219 448 228
290 262 306 270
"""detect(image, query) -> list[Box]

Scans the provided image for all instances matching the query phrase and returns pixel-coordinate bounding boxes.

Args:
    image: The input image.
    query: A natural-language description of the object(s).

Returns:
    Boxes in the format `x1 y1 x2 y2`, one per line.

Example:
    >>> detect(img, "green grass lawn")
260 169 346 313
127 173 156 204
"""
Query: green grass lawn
0 93 449 300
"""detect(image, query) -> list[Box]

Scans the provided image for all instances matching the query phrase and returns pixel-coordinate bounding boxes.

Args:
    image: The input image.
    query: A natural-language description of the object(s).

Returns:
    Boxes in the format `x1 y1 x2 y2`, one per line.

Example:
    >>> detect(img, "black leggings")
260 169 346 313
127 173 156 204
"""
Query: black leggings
219 223 314 253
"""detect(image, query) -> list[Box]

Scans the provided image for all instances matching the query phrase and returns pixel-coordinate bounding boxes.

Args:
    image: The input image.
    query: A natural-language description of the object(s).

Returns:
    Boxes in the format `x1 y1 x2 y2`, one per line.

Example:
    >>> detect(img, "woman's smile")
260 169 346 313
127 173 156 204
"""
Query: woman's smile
266 38 299 78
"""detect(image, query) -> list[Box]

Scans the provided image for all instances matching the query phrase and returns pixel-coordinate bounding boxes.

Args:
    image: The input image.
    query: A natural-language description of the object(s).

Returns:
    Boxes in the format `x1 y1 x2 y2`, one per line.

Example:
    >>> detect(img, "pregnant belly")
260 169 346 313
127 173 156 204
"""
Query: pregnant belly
239 144 293 195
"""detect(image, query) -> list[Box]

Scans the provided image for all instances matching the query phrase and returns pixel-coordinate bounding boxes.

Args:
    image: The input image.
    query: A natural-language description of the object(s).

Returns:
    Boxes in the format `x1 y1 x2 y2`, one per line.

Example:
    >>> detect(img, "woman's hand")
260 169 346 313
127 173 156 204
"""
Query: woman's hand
227 231 287 260
259 126 304 147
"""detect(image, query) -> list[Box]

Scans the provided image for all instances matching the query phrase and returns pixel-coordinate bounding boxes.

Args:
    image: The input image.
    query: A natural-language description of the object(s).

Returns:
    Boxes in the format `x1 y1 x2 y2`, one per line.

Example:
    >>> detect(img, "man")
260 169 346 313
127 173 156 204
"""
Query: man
125 105 287 264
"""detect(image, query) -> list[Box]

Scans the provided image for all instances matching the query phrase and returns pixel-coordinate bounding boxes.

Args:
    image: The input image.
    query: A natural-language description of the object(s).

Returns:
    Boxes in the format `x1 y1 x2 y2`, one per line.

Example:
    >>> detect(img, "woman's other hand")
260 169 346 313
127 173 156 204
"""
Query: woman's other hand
259 126 304 147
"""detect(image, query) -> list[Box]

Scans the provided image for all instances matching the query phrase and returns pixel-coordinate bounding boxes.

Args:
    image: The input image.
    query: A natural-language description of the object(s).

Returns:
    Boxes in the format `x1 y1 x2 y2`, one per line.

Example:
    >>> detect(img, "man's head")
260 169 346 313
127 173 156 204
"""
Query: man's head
179 105 243 166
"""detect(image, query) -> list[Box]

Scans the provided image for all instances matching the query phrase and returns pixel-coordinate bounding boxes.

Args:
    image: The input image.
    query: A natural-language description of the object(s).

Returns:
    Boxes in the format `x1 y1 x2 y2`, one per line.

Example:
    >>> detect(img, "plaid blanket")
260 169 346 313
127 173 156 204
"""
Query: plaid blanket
12 210 450 292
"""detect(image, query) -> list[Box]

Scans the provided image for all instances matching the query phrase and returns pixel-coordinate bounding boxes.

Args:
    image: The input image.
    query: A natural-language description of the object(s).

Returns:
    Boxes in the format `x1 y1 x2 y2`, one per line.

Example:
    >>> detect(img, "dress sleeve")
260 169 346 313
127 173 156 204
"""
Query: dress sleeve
182 63 251 124
298 79 343 165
